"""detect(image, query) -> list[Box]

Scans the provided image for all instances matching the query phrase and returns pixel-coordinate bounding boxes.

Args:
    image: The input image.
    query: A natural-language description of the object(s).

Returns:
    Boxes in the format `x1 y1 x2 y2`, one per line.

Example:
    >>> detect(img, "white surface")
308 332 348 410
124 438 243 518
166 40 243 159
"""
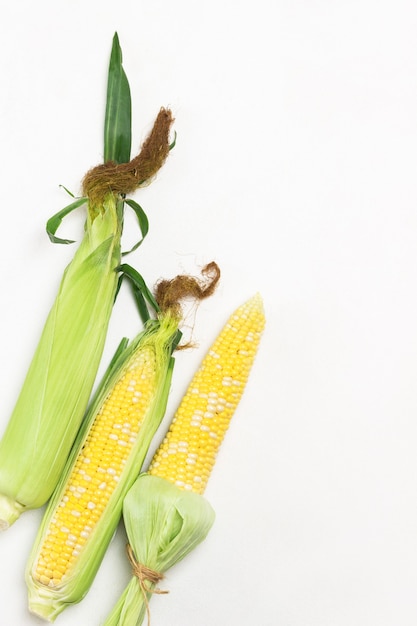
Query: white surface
1 1 417 624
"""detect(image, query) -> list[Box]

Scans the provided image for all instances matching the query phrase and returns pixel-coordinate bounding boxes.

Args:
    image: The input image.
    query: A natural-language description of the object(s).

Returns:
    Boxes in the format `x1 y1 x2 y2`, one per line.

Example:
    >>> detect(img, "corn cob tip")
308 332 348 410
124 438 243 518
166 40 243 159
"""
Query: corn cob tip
0 493 24 529
247 291 265 315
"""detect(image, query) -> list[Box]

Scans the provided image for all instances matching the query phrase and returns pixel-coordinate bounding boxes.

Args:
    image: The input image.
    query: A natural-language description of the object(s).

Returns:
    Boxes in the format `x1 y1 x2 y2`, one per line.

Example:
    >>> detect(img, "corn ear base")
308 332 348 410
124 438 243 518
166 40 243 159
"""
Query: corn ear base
0 195 122 528
103 474 215 626
26 314 179 622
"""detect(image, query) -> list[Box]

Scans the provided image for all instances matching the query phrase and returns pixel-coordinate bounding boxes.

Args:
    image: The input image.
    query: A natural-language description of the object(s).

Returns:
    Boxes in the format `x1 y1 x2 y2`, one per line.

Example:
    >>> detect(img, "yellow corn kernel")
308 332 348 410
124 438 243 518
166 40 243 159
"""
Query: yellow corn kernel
149 293 265 494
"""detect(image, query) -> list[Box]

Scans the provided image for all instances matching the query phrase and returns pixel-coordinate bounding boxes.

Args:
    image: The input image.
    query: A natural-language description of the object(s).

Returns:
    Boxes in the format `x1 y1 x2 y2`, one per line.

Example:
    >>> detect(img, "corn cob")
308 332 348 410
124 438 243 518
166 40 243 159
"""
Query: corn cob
25 314 179 622
149 292 266 493
25 264 220 622
0 36 174 529
103 293 265 626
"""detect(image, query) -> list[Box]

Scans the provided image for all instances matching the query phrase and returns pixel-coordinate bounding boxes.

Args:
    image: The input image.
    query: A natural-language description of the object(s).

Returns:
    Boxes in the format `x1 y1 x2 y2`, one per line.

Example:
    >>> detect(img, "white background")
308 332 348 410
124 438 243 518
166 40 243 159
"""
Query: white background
1 1 417 624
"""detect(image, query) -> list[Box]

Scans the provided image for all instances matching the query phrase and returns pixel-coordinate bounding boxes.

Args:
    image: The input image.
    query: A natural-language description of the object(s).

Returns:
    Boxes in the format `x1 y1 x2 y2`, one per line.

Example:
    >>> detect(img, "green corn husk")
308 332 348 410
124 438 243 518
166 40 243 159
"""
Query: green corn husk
25 314 180 622
0 34 173 528
103 475 215 626
0 193 122 528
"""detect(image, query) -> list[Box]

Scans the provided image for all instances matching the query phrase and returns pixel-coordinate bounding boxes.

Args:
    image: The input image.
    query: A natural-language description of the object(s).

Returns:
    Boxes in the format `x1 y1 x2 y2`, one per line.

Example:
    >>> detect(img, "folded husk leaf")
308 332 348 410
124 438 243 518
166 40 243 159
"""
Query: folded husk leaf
103 474 215 626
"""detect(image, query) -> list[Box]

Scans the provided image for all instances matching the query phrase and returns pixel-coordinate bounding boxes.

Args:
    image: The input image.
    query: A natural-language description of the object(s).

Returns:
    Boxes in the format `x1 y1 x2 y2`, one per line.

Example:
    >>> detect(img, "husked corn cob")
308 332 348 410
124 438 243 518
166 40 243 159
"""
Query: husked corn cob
26 314 179 622
149 292 265 493
103 294 265 626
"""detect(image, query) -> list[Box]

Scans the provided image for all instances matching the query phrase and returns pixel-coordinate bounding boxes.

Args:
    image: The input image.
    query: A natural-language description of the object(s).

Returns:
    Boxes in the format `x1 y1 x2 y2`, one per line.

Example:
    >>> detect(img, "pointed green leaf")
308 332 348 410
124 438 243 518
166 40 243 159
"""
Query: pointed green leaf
46 197 87 244
114 269 150 324
117 263 160 323
59 184 76 198
169 130 177 151
121 198 149 256
104 33 132 164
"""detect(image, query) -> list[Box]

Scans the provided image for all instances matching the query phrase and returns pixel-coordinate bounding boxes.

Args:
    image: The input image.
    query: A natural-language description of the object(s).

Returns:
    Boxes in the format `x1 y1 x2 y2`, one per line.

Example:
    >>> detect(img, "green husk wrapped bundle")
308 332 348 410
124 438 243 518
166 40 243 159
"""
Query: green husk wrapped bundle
0 34 174 529
105 476 215 626
103 293 265 626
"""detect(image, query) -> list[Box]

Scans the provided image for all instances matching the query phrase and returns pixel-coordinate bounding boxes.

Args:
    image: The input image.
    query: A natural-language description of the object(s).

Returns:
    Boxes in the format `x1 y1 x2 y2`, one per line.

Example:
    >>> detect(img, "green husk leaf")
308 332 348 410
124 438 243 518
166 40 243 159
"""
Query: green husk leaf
59 185 76 198
93 336 130 397
46 196 87 244
169 130 177 151
121 198 149 256
104 32 132 164
118 263 160 318
103 475 215 626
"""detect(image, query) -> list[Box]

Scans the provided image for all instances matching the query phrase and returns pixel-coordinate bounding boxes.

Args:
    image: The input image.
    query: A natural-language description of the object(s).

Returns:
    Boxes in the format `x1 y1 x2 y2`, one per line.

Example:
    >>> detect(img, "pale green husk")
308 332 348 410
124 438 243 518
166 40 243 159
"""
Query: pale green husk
104 475 215 626
26 314 180 622
0 194 122 527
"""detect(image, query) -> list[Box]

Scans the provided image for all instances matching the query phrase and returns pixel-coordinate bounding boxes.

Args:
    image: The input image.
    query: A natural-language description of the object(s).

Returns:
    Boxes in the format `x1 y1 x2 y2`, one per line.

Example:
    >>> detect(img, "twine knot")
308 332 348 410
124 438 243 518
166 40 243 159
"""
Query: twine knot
126 544 168 626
